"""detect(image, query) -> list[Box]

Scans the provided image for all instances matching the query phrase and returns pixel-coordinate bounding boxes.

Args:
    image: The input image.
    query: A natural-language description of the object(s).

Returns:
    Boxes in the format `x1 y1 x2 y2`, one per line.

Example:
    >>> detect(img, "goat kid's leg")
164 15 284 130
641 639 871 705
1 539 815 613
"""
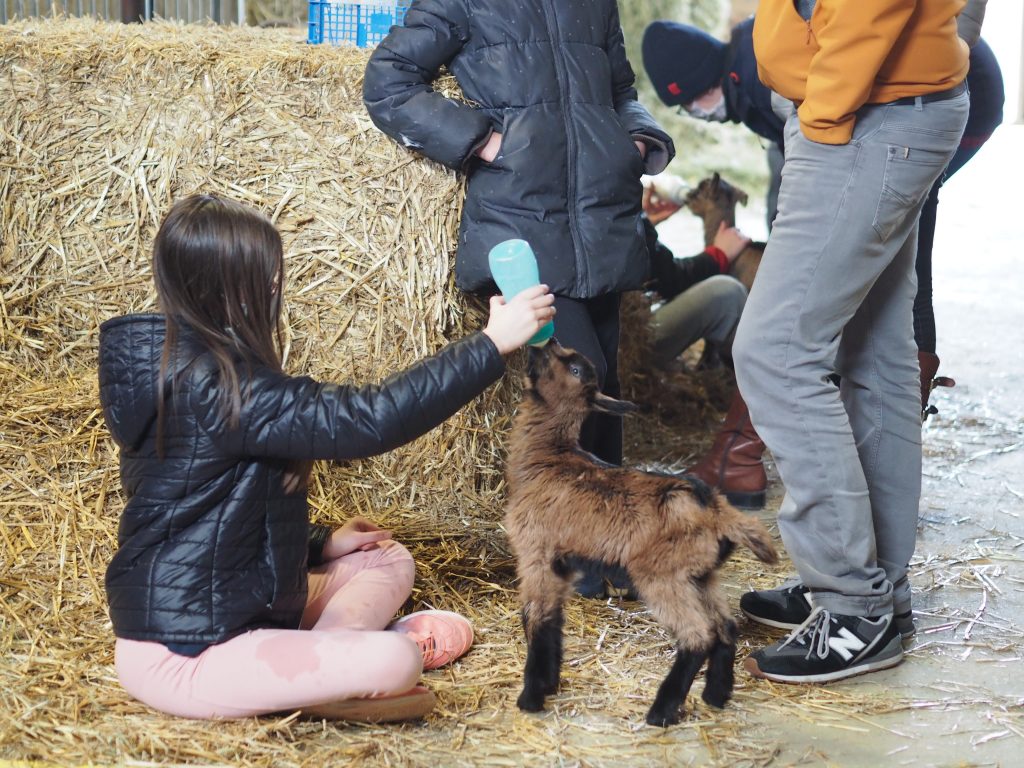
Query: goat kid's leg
647 647 708 727
518 603 564 711
701 619 738 709
516 562 572 712
636 574 718 726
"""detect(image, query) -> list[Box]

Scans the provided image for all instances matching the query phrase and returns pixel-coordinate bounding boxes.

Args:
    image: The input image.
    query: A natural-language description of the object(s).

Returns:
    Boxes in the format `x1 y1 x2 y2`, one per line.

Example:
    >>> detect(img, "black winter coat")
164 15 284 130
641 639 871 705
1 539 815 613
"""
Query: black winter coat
98 314 505 646
363 0 675 300
722 18 784 148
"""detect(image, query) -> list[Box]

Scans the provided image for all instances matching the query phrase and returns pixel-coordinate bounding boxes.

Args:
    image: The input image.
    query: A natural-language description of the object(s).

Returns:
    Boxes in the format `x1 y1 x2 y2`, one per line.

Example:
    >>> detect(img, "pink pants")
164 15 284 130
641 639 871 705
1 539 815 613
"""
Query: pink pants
115 540 422 719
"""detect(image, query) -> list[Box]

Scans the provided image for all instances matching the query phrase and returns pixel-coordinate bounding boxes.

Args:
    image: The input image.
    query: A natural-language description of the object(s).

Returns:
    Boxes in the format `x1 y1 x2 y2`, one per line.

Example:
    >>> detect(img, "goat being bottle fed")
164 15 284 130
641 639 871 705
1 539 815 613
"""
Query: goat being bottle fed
488 239 555 346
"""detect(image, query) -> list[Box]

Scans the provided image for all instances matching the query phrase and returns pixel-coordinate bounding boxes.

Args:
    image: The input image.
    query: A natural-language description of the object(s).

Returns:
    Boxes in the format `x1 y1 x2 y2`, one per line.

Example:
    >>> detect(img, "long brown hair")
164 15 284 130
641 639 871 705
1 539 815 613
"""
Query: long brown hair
153 194 310 491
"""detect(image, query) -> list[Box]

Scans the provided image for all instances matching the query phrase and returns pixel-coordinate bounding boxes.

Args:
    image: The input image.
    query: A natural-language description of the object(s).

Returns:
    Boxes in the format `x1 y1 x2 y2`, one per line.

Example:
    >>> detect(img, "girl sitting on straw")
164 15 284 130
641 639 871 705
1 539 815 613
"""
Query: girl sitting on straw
97 194 555 722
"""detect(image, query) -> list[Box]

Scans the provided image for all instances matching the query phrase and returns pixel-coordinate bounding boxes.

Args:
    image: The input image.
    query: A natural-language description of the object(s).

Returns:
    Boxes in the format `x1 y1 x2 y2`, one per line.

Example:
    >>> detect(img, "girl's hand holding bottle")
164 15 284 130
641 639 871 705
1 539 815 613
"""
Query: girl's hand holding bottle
483 285 556 354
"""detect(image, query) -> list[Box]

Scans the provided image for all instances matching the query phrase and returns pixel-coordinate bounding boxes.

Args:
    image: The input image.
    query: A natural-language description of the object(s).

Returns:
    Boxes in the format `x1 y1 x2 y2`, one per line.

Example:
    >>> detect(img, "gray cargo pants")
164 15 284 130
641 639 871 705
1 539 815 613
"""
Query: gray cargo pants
733 90 969 617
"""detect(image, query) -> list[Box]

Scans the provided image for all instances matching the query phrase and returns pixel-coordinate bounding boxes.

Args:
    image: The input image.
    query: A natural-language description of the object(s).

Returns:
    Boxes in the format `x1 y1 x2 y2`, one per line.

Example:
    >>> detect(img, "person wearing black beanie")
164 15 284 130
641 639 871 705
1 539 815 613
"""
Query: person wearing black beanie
642 17 785 228
641 17 786 514
643 18 782 144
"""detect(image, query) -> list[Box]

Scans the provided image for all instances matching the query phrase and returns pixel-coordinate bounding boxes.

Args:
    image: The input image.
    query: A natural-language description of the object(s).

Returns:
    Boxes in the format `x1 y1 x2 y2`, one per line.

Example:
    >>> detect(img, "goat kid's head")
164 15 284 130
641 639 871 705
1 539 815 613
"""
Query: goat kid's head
525 341 638 418
683 172 749 218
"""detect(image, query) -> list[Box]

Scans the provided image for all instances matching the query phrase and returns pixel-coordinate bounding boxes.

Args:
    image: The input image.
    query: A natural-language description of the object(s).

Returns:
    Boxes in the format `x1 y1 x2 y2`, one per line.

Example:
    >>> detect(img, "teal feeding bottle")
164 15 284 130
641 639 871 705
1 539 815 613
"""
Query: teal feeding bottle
488 239 554 346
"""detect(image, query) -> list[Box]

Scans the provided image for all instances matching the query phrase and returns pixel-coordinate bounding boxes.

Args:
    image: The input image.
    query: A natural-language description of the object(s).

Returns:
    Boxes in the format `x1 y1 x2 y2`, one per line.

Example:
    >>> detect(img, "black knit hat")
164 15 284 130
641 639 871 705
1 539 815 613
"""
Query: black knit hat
642 20 728 107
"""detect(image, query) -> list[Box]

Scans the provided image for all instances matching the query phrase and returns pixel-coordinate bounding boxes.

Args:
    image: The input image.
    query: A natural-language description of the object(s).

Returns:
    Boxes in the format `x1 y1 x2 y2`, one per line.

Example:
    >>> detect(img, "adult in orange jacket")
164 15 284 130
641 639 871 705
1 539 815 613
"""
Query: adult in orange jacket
732 0 970 684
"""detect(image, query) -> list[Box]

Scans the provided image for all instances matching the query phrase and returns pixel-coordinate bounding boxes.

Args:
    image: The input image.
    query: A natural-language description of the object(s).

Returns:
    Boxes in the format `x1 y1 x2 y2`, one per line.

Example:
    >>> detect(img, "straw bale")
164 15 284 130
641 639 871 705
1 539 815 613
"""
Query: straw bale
0 15 518 523
0 18 937 768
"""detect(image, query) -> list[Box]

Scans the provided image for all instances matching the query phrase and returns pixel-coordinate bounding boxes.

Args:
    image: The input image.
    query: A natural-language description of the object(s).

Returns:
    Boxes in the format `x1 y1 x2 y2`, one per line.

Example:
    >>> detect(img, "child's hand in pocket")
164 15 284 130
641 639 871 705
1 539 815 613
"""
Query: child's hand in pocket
477 132 503 163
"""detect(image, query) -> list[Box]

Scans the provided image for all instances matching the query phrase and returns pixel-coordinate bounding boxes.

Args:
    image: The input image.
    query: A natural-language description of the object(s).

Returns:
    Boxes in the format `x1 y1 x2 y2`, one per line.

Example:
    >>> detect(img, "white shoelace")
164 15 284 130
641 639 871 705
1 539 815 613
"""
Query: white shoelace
778 606 834 660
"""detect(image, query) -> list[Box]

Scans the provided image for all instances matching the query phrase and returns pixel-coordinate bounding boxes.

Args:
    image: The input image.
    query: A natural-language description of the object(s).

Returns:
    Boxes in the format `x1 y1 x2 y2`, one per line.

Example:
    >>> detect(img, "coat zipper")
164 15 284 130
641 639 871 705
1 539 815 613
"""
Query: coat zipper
539 0 588 295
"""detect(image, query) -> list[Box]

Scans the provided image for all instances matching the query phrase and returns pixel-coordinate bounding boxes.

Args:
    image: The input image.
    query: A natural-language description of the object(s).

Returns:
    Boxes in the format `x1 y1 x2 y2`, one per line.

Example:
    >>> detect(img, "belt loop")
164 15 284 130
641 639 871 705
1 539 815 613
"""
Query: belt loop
914 95 923 111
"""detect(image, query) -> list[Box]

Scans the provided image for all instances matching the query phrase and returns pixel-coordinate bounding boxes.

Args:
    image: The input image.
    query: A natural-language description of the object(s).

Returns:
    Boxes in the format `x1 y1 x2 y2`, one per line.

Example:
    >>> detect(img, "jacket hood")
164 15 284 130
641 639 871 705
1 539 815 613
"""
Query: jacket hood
98 313 166 451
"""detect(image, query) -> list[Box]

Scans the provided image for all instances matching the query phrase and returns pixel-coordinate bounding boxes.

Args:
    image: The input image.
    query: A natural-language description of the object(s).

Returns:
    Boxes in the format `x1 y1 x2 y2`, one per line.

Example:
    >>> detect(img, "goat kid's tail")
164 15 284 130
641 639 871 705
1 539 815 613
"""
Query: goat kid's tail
716 497 778 564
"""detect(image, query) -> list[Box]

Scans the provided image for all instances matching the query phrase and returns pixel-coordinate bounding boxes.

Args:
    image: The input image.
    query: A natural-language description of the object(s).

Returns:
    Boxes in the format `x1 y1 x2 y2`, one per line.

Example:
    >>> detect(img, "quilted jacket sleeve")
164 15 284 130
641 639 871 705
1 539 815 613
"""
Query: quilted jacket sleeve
363 0 492 170
195 332 505 462
604 0 675 175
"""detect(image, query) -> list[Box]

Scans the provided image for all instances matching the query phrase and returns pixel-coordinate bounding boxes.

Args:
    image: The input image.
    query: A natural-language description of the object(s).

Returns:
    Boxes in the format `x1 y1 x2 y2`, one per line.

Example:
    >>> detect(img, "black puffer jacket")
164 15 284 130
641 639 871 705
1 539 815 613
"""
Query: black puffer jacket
363 0 675 300
98 314 505 645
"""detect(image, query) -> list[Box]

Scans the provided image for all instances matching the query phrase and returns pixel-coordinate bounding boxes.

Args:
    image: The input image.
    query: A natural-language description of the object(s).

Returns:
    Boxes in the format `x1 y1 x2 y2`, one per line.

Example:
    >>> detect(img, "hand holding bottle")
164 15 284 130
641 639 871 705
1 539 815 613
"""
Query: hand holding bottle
487 239 556 349
483 285 556 354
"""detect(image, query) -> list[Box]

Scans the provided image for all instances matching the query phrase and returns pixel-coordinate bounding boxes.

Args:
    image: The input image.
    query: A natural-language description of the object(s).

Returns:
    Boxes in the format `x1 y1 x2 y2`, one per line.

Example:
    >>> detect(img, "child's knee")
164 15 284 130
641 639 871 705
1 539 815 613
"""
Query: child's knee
710 275 748 314
375 632 424 692
376 540 416 590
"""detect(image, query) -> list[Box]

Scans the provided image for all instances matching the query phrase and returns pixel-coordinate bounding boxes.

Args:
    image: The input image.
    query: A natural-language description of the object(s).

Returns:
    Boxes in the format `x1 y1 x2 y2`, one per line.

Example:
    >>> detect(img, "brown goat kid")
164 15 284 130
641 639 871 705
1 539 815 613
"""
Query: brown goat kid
684 172 766 292
504 342 778 726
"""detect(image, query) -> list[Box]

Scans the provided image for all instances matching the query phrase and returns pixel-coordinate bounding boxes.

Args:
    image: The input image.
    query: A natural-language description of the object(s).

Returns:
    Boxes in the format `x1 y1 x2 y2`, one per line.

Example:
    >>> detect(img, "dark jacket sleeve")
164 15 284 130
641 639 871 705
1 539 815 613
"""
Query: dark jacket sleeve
308 524 333 567
643 217 719 302
604 0 675 175
363 0 492 170
196 332 506 462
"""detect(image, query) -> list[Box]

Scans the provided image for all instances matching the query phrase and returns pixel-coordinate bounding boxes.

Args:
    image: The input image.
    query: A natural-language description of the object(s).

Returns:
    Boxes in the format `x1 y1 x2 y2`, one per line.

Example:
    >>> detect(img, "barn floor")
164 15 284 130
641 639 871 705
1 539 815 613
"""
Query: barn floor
1 38 1022 768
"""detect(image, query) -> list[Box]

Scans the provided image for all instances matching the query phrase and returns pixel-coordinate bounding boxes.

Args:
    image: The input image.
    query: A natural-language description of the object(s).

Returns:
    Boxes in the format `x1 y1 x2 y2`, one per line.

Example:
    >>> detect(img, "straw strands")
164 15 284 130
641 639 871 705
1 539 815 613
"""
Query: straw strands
4 17 1001 768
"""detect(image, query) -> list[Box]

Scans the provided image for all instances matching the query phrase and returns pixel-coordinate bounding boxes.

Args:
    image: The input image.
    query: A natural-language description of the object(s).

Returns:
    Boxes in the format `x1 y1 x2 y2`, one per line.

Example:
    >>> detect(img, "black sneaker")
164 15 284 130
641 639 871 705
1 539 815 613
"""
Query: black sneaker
572 559 638 600
743 607 904 684
741 583 916 639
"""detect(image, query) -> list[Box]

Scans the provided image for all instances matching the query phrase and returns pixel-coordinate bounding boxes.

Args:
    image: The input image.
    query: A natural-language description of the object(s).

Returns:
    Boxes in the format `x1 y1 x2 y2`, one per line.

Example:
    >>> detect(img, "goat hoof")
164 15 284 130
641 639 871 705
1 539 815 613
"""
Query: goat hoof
701 687 732 709
516 690 546 712
645 705 682 728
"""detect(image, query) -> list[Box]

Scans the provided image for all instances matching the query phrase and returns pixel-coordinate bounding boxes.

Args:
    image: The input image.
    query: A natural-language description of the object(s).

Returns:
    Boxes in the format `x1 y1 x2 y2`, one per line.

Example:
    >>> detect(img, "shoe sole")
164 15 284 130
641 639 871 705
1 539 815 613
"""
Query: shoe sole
741 609 803 631
743 637 904 684
723 489 766 510
300 687 436 722
743 610 916 640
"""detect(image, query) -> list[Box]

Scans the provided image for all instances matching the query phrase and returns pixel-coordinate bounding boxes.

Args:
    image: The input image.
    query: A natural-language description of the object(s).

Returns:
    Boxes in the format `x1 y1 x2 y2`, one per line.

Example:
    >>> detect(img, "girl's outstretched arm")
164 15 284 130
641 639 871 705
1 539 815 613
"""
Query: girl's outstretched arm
195 331 505 462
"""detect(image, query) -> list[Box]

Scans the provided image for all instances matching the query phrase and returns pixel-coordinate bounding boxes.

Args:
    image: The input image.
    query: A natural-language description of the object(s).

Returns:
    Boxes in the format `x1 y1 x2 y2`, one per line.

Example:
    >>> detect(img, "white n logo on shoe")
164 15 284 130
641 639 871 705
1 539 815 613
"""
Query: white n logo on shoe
828 628 866 661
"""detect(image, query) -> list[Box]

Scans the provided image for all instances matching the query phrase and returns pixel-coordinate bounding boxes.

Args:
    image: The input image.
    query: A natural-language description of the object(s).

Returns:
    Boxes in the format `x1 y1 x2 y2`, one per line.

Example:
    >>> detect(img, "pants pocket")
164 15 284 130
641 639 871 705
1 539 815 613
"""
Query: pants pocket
872 144 949 242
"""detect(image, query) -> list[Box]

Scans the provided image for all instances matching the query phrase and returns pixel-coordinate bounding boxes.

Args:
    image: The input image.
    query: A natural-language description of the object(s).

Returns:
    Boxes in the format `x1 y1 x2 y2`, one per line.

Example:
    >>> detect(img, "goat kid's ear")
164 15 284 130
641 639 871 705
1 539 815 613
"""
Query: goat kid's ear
592 392 640 416
736 189 749 207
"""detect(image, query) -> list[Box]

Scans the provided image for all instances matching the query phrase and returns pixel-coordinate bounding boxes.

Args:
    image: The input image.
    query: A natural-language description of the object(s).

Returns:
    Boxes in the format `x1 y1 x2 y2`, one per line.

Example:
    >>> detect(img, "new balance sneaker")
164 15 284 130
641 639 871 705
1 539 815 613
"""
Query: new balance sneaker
741 582 916 639
743 607 904 684
389 610 474 670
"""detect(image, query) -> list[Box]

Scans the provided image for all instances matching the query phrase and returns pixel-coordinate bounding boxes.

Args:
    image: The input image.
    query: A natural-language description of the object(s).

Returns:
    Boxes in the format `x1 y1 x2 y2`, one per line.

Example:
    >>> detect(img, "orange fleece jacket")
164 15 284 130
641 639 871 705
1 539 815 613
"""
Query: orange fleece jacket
753 0 969 145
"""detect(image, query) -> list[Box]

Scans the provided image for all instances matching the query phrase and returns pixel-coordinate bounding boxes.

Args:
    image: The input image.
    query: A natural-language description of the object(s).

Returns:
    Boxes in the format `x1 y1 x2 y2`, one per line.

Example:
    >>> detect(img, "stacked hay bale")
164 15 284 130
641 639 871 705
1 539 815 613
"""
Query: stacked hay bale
0 18 518 520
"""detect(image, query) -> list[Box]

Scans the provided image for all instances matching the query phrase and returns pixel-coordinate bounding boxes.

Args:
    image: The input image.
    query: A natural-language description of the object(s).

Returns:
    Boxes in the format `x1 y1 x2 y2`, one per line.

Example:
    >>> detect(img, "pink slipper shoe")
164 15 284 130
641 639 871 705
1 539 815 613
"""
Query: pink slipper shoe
389 610 474 671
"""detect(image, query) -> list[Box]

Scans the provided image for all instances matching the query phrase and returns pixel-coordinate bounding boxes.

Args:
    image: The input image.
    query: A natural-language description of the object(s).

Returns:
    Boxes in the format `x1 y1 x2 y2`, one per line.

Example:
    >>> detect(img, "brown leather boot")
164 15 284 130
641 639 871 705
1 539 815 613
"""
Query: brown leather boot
919 350 955 421
688 390 767 509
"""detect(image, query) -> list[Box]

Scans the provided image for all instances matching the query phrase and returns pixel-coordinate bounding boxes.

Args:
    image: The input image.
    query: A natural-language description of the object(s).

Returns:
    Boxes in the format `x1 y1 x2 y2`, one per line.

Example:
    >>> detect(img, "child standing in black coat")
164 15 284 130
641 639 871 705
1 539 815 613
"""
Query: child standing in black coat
99 195 555 721
364 0 673 597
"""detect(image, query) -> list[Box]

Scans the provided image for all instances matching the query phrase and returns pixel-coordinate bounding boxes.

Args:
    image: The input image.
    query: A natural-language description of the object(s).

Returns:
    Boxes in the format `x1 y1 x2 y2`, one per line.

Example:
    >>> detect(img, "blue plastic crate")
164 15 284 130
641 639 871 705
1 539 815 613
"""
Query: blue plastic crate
308 1 411 47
